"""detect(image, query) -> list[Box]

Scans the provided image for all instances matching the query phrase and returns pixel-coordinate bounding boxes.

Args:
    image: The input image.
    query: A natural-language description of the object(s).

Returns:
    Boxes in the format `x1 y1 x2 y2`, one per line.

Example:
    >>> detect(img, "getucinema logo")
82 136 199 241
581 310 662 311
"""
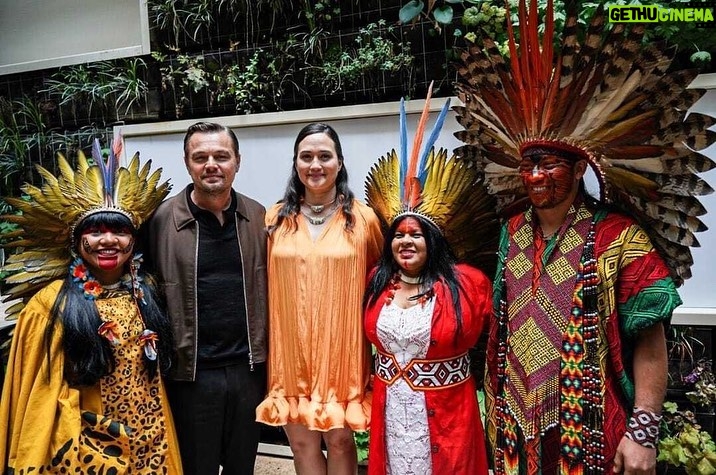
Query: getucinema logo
608 3 716 26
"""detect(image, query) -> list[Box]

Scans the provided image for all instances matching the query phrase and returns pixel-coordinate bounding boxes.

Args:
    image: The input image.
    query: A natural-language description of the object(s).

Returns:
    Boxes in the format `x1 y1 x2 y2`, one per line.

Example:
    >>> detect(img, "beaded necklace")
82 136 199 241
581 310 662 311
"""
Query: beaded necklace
384 272 433 307
302 194 337 213
70 255 158 361
300 201 339 226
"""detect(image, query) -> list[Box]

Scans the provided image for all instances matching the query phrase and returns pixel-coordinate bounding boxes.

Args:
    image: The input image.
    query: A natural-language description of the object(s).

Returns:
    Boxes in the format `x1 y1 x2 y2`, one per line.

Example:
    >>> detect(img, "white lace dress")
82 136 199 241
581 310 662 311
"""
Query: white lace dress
376 298 436 475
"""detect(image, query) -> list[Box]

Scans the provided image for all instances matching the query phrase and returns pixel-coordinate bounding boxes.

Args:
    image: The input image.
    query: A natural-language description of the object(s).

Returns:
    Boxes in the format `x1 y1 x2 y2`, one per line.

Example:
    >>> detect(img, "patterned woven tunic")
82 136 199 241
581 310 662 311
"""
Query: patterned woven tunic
485 203 681 475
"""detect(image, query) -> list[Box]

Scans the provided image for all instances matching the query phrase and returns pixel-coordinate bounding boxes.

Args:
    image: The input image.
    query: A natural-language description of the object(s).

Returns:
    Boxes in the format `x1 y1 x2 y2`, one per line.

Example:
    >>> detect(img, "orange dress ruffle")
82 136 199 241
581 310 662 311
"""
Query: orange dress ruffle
256 200 383 431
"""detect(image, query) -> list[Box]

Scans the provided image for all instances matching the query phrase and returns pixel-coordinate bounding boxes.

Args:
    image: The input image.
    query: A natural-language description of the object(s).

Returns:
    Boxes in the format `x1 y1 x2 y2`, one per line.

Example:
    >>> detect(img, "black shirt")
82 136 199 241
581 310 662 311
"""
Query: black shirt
186 186 249 367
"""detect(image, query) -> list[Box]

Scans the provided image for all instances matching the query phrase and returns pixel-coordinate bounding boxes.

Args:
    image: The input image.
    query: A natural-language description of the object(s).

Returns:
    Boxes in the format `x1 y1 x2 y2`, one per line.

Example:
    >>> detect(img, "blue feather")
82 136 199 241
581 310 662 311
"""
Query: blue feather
106 141 117 201
92 139 114 203
418 98 451 186
399 97 407 198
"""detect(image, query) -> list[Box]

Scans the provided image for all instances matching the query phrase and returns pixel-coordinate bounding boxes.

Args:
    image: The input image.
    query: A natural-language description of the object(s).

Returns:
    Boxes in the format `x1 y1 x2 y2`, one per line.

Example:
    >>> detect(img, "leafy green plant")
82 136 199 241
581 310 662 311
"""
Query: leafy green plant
400 0 481 30
302 0 340 31
149 0 222 46
402 0 713 69
213 50 272 114
42 59 149 119
659 401 716 474
684 360 716 408
354 430 369 463
0 97 111 198
308 21 414 94
154 52 210 117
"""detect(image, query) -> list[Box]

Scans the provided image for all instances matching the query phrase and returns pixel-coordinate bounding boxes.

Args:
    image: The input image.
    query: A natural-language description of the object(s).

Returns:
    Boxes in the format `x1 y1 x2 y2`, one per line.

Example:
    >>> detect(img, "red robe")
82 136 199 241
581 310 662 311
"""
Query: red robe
364 264 492 475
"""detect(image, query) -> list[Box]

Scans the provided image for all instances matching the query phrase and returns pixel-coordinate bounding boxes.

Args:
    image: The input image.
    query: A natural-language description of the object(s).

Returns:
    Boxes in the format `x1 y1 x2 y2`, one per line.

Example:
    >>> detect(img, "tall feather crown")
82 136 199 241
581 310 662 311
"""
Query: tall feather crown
1 139 170 314
453 0 715 285
365 83 499 273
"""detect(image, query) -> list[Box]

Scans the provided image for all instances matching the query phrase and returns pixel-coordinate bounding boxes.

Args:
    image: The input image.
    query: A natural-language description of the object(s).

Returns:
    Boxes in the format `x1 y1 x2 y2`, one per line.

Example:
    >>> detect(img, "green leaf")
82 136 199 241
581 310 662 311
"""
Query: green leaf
399 0 424 23
433 5 454 24
445 0 463 3
691 51 712 63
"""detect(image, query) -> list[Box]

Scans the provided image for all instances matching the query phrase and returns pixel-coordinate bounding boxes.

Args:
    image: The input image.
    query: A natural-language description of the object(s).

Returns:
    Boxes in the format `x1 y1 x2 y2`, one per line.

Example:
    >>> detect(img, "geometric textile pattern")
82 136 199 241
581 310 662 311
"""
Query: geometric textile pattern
374 351 472 391
502 205 592 441
596 221 659 335
487 207 682 475
545 256 576 286
624 407 662 449
506 252 533 281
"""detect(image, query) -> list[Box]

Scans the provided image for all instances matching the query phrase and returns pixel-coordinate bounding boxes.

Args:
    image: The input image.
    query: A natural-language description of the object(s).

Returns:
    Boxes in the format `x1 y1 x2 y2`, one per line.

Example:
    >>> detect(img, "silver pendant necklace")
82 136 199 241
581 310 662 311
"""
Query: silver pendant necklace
302 212 327 226
301 202 338 226
303 195 337 214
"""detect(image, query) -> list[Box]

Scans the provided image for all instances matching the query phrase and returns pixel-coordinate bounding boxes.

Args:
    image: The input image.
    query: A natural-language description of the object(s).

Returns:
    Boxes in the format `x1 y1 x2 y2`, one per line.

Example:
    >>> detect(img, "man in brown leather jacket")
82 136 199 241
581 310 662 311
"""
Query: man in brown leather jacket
146 122 268 475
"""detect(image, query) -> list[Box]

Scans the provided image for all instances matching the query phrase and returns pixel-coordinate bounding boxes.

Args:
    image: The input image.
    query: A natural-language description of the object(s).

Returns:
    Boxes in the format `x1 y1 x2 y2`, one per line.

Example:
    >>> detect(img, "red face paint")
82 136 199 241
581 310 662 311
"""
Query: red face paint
78 228 134 283
519 154 581 208
391 216 428 276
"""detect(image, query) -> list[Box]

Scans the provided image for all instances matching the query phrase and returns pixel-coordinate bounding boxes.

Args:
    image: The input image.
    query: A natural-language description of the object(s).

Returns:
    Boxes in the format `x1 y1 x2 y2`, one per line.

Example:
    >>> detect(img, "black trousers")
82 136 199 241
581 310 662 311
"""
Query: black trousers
167 363 267 475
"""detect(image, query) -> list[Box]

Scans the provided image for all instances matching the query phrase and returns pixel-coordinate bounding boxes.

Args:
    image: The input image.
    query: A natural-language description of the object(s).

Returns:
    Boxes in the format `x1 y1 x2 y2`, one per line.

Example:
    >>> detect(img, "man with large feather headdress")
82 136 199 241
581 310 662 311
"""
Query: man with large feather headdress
453 1 715 474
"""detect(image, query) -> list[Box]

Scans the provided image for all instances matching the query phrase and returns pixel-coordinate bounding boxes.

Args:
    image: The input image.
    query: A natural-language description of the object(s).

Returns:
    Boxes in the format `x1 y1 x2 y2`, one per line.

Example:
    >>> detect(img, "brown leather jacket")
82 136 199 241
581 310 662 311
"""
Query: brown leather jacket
146 186 268 381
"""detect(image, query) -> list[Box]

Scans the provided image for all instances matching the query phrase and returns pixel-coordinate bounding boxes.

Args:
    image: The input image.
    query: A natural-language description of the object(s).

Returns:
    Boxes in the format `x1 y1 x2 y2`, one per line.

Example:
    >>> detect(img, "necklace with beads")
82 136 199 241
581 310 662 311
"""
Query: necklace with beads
301 201 338 226
70 256 159 361
303 195 337 214
385 273 433 307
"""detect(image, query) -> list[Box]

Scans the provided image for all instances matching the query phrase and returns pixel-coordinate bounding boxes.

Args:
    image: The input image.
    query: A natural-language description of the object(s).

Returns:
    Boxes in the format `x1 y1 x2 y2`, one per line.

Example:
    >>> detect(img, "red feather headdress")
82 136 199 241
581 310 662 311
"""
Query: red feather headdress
453 0 715 285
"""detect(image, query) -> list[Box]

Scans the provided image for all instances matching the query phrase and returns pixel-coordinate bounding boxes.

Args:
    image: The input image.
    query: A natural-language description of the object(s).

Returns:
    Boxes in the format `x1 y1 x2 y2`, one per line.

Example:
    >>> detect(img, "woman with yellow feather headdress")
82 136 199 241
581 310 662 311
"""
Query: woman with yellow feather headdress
0 140 182 474
363 85 498 474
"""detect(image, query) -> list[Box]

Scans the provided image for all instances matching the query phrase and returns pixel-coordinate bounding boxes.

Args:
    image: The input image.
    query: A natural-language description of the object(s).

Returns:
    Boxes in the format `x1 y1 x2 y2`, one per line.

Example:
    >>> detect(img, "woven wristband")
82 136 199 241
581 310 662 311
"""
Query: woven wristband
624 407 662 449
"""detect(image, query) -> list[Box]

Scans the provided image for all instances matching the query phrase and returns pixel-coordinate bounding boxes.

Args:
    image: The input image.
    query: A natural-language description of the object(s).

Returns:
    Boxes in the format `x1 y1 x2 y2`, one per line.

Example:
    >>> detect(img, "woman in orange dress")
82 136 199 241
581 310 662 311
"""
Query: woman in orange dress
256 122 383 474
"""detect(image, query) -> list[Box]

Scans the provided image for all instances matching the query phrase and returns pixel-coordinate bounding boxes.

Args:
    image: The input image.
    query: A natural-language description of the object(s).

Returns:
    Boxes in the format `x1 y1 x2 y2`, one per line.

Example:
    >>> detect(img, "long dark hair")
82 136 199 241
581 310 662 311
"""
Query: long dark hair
364 214 464 337
269 123 355 234
45 212 173 386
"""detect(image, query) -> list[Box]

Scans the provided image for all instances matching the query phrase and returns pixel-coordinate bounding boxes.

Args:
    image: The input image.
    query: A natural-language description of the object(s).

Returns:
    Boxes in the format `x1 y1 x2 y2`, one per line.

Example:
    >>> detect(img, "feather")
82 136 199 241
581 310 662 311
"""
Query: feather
419 98 451 186
399 98 408 189
403 82 434 207
1 144 170 307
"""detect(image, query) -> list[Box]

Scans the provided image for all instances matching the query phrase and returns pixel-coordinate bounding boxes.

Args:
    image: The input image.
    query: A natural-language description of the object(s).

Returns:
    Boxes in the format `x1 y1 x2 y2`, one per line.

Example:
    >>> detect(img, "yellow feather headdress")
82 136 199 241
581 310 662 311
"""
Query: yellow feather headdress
453 0 715 285
1 139 170 317
365 83 499 274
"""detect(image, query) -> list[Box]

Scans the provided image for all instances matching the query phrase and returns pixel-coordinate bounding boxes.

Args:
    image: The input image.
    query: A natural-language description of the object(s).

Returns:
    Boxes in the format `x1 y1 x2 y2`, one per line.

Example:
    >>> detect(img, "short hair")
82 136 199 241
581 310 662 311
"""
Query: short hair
183 122 240 157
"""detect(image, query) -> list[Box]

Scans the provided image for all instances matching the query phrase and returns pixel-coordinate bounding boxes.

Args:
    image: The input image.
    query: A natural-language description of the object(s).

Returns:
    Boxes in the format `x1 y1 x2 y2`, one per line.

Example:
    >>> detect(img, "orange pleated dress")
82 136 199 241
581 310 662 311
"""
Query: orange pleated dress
256 200 383 431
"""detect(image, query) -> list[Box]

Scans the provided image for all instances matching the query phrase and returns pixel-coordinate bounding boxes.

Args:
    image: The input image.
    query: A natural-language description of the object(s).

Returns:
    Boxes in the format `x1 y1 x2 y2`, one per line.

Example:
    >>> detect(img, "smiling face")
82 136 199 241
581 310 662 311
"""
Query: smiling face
294 132 342 197
391 216 428 277
519 154 587 209
185 131 240 197
78 223 135 285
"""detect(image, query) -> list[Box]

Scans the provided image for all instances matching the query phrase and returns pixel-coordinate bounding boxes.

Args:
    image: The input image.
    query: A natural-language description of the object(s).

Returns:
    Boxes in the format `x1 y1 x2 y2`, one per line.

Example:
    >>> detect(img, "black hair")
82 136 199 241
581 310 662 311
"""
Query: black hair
183 121 240 157
45 211 173 386
72 211 137 243
269 123 355 234
364 214 464 338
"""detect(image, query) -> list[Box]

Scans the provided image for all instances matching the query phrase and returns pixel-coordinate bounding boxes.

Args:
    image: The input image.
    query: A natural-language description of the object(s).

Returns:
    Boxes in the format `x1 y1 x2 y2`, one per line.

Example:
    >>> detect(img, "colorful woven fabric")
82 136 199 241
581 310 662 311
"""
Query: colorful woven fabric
486 204 681 474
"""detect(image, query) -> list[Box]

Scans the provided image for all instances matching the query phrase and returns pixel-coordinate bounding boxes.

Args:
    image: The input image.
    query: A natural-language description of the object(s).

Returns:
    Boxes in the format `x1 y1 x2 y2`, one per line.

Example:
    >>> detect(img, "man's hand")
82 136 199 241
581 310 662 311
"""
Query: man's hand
613 436 657 475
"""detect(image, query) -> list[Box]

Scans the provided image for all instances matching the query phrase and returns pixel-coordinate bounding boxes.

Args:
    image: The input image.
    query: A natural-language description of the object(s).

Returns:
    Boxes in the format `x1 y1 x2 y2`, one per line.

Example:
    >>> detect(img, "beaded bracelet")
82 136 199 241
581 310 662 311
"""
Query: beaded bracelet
624 407 662 449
